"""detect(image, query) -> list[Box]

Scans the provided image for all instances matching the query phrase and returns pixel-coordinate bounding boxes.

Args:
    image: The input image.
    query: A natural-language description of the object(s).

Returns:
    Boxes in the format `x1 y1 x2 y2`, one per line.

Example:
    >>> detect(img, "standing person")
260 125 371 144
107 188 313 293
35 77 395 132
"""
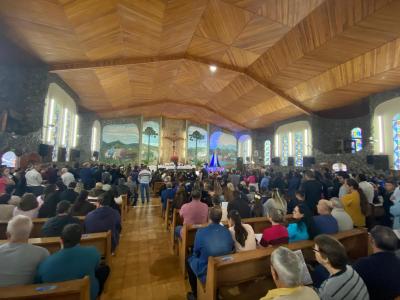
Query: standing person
382 179 396 227
337 172 350 200
36 224 109 300
25 163 43 196
79 162 95 190
227 210 256 252
0 167 14 194
341 179 368 227
138 166 152 204
60 168 75 188
227 191 252 219
186 207 233 300
300 170 323 214
314 235 369 300
330 198 354 231
0 215 49 287
358 174 374 204
263 188 287 217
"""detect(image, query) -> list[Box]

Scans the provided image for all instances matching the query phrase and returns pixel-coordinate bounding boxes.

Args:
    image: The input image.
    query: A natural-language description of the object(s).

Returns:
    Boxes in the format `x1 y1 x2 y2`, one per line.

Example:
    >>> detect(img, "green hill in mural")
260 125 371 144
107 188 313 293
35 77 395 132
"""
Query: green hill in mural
101 140 139 164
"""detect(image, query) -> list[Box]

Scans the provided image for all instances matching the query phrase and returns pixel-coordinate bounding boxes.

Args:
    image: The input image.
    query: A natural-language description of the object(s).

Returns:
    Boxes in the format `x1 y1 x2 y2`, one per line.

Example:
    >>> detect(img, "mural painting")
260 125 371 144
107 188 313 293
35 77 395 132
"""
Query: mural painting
209 131 237 168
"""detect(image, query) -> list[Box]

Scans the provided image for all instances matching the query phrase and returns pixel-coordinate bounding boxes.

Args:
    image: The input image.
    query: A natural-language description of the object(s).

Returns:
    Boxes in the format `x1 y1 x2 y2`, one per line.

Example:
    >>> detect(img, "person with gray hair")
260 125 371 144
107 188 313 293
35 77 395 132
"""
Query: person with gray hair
61 167 75 188
330 197 353 232
260 246 319 299
0 215 49 286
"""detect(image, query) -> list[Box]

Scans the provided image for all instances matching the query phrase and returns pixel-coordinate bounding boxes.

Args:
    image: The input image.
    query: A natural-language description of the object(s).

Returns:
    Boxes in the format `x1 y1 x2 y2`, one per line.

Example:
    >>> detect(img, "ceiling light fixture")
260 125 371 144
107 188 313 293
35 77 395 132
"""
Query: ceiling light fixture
209 65 217 73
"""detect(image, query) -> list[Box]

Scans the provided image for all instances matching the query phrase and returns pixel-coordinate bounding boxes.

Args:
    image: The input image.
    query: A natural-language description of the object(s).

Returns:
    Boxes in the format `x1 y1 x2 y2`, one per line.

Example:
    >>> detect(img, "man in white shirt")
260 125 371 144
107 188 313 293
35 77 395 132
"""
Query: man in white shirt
358 174 374 204
25 163 43 196
61 168 75 187
0 215 49 287
138 166 152 204
330 198 354 231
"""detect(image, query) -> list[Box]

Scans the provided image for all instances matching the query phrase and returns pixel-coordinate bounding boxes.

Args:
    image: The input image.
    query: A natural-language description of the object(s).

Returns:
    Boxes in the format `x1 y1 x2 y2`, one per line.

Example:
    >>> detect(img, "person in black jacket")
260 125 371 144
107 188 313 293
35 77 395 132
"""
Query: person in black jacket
300 170 323 214
227 191 251 219
71 190 96 216
41 201 81 237
59 182 79 204
38 184 60 218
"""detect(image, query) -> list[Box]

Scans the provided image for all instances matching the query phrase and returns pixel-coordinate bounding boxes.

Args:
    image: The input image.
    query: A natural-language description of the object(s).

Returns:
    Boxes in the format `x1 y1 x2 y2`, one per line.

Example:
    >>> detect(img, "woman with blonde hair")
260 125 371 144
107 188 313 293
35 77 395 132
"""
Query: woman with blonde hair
224 182 235 203
263 188 287 217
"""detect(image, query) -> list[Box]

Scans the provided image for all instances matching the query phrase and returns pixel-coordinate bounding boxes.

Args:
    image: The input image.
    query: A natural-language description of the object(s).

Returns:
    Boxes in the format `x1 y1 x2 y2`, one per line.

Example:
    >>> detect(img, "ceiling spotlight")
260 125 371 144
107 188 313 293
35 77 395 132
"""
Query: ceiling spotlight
209 65 217 73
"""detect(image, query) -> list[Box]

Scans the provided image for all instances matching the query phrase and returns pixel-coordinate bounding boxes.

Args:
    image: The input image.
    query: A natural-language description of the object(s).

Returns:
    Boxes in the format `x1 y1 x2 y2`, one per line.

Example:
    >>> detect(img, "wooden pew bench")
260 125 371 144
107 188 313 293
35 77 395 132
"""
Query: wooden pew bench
0 276 90 300
164 199 172 229
196 228 369 300
0 216 85 240
0 231 112 266
170 208 182 253
178 215 295 276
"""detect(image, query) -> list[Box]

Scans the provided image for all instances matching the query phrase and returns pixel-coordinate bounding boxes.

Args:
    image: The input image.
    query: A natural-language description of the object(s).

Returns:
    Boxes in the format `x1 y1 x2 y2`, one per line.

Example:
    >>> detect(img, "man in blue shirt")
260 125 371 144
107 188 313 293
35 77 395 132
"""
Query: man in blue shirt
187 206 234 300
36 224 110 300
313 200 338 234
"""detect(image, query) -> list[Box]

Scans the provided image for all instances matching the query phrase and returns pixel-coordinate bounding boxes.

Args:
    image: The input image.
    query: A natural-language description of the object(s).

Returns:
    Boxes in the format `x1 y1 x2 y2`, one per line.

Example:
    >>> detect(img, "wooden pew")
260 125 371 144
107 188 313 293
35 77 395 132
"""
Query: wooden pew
0 276 90 299
178 215 295 276
153 181 164 195
164 199 172 229
170 208 182 253
0 216 85 240
0 231 112 266
196 228 369 300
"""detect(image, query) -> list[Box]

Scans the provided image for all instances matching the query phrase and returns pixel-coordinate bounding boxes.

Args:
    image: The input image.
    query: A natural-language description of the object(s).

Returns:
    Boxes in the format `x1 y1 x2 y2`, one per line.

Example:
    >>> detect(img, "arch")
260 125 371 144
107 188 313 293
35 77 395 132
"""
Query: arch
238 134 252 163
393 114 400 170
1 151 17 168
351 127 362 153
187 126 208 164
209 131 237 168
264 140 271 166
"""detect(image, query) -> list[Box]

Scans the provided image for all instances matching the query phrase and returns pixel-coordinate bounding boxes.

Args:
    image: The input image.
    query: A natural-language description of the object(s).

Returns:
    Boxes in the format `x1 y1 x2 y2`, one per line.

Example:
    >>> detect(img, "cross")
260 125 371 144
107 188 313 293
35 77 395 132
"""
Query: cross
163 132 184 156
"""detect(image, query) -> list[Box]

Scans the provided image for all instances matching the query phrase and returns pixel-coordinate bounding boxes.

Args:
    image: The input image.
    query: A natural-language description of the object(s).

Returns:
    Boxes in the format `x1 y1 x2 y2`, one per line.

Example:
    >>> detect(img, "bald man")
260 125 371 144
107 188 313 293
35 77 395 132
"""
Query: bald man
313 199 339 234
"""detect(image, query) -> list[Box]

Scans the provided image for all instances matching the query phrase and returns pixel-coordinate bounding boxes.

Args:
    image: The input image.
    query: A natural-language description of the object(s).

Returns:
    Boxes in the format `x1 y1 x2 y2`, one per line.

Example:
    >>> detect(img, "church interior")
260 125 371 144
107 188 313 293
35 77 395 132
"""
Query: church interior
1 0 400 299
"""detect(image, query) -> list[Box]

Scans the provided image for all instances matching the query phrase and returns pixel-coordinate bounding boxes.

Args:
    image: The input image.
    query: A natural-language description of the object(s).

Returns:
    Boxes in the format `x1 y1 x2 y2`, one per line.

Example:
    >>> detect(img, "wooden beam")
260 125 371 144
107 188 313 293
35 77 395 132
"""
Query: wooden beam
95 99 248 131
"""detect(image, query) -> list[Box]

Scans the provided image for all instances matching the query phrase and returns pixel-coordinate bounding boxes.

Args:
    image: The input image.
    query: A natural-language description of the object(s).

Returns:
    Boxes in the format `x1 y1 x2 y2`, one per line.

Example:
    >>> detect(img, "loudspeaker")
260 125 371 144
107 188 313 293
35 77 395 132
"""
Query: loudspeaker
271 157 280 166
236 157 243 170
38 144 53 162
70 149 80 161
366 155 389 170
288 157 294 167
57 147 66 162
303 156 315 168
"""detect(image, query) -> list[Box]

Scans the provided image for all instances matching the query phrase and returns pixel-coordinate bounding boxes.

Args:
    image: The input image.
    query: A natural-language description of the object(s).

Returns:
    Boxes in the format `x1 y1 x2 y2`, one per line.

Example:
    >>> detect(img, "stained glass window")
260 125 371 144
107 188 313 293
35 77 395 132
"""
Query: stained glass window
264 140 271 166
281 134 289 166
393 114 400 170
351 127 363 153
294 131 303 166
238 135 252 163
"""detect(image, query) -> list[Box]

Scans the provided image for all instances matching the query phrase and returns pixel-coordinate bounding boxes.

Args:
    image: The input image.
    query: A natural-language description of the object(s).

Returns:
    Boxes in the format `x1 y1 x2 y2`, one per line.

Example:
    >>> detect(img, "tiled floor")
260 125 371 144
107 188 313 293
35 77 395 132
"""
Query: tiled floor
104 199 188 300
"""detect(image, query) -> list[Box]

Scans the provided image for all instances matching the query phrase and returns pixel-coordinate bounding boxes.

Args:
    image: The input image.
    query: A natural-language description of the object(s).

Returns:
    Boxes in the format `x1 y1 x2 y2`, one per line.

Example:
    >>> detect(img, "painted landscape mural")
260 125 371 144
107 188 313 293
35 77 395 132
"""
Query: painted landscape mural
101 123 139 164
209 131 237 168
187 126 207 165
141 120 160 165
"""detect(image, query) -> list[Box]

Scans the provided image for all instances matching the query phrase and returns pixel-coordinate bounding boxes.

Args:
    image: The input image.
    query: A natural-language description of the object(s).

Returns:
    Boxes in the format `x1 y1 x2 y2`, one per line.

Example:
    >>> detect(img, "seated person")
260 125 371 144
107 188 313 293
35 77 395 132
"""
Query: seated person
13 193 42 219
330 197 354 231
36 224 110 300
175 189 208 238
260 208 288 247
59 182 79 204
38 184 60 218
187 207 234 300
228 209 256 252
313 200 339 234
41 201 81 237
161 182 175 218
116 178 130 196
71 190 96 216
89 182 104 198
260 246 319 300
353 225 400 300
227 191 252 219
287 204 318 242
0 204 15 221
84 192 121 252
0 215 49 286
314 234 369 300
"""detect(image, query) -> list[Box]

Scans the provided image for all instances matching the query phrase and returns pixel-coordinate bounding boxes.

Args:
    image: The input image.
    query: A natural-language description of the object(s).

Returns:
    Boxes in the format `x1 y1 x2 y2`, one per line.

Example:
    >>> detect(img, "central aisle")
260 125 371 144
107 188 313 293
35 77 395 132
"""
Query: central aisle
104 199 188 300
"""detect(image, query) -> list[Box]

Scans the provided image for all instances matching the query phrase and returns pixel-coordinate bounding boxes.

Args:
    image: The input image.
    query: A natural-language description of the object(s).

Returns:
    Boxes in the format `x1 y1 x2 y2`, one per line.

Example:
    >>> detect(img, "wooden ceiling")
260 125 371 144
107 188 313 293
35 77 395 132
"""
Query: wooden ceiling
1 0 400 131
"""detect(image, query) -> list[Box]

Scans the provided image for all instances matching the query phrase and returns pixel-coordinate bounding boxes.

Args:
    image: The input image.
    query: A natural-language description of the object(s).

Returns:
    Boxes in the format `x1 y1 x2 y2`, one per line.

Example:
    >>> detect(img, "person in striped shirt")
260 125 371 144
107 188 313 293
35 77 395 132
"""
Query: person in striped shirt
314 234 369 300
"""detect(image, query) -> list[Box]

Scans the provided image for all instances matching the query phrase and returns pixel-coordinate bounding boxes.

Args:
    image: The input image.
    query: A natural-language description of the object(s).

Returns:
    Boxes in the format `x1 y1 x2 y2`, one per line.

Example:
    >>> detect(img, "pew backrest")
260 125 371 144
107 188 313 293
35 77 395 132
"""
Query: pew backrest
0 276 90 299
0 216 85 240
198 228 368 300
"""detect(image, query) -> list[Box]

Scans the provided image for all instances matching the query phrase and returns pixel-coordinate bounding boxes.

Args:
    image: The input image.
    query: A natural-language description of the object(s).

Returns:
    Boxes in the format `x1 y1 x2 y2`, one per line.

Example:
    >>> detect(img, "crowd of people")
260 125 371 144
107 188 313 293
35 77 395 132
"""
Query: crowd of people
0 161 400 299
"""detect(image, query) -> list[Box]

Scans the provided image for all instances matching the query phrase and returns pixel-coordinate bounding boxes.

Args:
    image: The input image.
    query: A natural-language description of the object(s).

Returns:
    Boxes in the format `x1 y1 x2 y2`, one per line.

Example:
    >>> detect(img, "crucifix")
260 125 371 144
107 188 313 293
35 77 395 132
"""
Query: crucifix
163 132 184 157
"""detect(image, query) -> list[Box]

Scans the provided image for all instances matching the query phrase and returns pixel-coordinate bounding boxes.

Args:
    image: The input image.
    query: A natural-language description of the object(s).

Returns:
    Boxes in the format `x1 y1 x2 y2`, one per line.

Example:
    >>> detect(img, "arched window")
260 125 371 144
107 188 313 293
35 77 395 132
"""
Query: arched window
294 131 303 166
142 120 160 165
238 135 252 164
393 114 400 170
281 134 289 166
209 131 237 167
332 162 348 172
264 140 271 166
91 120 101 153
351 127 362 153
42 83 78 161
187 126 208 164
1 151 17 168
